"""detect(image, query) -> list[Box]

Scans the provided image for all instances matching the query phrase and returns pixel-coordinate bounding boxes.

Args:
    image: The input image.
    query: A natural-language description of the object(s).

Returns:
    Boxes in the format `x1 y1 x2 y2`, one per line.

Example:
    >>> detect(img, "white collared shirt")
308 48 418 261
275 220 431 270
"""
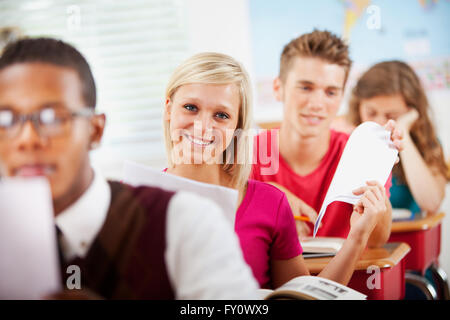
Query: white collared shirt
55 169 110 260
56 168 258 299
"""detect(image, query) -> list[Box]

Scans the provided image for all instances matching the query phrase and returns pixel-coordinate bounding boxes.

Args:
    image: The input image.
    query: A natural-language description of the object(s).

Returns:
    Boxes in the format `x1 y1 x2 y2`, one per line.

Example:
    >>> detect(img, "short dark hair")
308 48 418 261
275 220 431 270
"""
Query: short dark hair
0 37 96 108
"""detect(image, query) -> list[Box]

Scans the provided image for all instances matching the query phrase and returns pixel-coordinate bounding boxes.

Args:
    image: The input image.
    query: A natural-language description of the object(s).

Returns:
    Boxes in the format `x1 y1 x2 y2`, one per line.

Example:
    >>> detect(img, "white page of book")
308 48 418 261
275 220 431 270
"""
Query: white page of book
0 178 61 299
278 276 367 300
314 121 398 236
301 237 345 253
122 161 239 226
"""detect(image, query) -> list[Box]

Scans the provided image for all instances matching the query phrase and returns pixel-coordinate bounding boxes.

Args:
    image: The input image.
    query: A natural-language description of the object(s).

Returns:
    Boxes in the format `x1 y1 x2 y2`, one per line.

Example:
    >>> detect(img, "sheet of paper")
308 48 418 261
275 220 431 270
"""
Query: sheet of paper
313 121 398 236
122 161 239 226
0 178 61 299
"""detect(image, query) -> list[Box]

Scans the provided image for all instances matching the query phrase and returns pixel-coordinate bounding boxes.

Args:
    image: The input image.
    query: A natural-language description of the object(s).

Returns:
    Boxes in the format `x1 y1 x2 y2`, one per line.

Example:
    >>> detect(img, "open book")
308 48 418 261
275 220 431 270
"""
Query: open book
314 122 398 236
301 237 345 258
258 276 366 300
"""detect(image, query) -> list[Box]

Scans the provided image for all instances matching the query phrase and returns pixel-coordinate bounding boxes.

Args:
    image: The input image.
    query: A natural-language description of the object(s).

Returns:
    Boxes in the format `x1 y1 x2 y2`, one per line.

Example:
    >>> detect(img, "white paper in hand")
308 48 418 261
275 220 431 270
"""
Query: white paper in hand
0 178 61 299
313 122 398 236
122 161 239 226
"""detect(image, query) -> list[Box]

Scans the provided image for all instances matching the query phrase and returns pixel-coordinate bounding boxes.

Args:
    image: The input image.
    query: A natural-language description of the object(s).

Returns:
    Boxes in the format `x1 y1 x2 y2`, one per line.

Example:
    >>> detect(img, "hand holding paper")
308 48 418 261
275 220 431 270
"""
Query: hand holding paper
349 180 389 238
313 122 398 236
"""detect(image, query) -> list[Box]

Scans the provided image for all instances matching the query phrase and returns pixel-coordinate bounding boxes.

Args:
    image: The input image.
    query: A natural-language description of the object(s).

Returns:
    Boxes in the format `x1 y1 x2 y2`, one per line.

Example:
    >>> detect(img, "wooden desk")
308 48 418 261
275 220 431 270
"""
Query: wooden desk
391 212 444 233
305 242 411 300
389 213 444 274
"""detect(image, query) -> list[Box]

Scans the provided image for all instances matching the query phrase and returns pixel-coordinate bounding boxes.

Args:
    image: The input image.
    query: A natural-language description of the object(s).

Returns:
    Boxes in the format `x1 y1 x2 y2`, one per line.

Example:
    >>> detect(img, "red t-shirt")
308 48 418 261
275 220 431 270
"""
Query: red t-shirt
250 129 392 238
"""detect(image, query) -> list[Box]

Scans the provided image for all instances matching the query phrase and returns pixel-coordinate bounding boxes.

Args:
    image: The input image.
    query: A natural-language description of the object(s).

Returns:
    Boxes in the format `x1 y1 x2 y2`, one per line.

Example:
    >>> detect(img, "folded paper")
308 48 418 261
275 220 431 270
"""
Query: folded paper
314 122 398 236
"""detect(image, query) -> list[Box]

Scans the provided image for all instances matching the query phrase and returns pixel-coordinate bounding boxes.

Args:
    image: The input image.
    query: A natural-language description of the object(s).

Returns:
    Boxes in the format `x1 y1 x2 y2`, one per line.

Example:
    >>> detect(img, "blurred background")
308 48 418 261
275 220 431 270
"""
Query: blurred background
1 0 449 281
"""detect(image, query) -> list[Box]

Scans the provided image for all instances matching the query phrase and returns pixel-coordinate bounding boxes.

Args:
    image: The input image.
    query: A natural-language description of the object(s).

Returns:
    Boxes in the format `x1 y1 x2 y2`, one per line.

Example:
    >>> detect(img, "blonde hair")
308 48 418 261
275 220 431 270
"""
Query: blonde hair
348 60 449 182
164 52 253 190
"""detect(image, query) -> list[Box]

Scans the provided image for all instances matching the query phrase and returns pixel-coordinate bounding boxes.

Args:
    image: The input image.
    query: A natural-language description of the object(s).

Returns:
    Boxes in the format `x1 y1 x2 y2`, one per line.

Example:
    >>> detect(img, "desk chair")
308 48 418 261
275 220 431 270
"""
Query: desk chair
305 242 411 300
390 213 449 300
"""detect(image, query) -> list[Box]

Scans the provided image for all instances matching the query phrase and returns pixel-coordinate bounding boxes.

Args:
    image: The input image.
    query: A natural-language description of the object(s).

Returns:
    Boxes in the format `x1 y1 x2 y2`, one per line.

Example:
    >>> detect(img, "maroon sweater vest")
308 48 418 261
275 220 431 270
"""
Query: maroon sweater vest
60 181 176 299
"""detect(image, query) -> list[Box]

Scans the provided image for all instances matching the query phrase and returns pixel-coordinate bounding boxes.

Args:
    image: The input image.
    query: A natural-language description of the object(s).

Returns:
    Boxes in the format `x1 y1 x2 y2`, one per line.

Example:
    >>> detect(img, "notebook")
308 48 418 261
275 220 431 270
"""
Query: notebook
301 237 345 258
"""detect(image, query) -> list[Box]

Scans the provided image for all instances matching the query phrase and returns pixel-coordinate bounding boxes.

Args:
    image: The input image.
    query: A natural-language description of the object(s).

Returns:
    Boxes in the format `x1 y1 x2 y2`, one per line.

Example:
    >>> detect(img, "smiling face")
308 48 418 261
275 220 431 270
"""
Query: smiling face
359 94 410 125
275 56 346 138
0 62 104 212
165 83 240 165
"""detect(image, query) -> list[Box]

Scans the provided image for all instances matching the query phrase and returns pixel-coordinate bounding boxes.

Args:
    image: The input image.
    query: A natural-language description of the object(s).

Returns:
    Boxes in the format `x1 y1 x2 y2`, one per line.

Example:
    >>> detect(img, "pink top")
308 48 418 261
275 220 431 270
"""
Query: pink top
235 179 303 289
162 169 302 288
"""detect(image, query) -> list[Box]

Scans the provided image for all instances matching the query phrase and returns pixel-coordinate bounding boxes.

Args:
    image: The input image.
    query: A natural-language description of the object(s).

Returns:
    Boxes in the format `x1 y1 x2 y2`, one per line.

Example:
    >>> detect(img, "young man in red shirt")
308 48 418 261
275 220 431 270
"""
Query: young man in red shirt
251 30 403 247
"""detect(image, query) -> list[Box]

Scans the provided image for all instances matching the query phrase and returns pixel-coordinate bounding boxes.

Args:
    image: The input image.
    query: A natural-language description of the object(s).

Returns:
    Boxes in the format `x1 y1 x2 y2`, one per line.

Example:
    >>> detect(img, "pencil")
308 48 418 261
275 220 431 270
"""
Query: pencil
294 215 311 222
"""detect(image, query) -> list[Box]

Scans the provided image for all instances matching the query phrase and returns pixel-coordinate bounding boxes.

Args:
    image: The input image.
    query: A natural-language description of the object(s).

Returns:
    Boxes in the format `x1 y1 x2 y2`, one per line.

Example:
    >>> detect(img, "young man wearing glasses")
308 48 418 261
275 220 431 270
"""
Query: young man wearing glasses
0 38 258 299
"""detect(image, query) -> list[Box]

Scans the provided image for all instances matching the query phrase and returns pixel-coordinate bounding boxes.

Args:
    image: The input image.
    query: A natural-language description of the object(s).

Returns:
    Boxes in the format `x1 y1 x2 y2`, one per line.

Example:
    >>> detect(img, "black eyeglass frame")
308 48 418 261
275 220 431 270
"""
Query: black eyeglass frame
0 107 96 139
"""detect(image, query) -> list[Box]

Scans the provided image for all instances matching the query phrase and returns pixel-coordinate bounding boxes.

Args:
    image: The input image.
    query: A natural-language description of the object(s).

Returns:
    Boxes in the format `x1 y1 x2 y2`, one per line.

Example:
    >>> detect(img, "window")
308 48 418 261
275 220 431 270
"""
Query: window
0 0 189 179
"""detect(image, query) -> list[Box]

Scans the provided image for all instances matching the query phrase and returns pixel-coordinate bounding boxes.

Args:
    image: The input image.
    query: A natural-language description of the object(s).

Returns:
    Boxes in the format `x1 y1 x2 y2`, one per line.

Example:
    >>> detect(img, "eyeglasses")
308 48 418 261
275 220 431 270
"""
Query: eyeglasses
0 107 95 139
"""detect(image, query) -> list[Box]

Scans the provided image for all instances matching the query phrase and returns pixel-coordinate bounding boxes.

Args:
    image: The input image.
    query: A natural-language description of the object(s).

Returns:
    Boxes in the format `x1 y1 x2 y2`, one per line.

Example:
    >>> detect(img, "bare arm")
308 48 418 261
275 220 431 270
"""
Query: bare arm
318 181 388 285
270 256 310 289
400 134 446 213
393 110 446 213
317 228 369 285
270 233 367 288
270 182 387 287
270 230 370 288
366 197 392 248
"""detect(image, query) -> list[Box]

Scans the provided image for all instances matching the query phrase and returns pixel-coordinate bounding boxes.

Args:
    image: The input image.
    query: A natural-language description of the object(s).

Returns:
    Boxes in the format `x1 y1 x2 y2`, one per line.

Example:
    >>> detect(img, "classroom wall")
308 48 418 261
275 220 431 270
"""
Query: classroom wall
185 0 254 78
